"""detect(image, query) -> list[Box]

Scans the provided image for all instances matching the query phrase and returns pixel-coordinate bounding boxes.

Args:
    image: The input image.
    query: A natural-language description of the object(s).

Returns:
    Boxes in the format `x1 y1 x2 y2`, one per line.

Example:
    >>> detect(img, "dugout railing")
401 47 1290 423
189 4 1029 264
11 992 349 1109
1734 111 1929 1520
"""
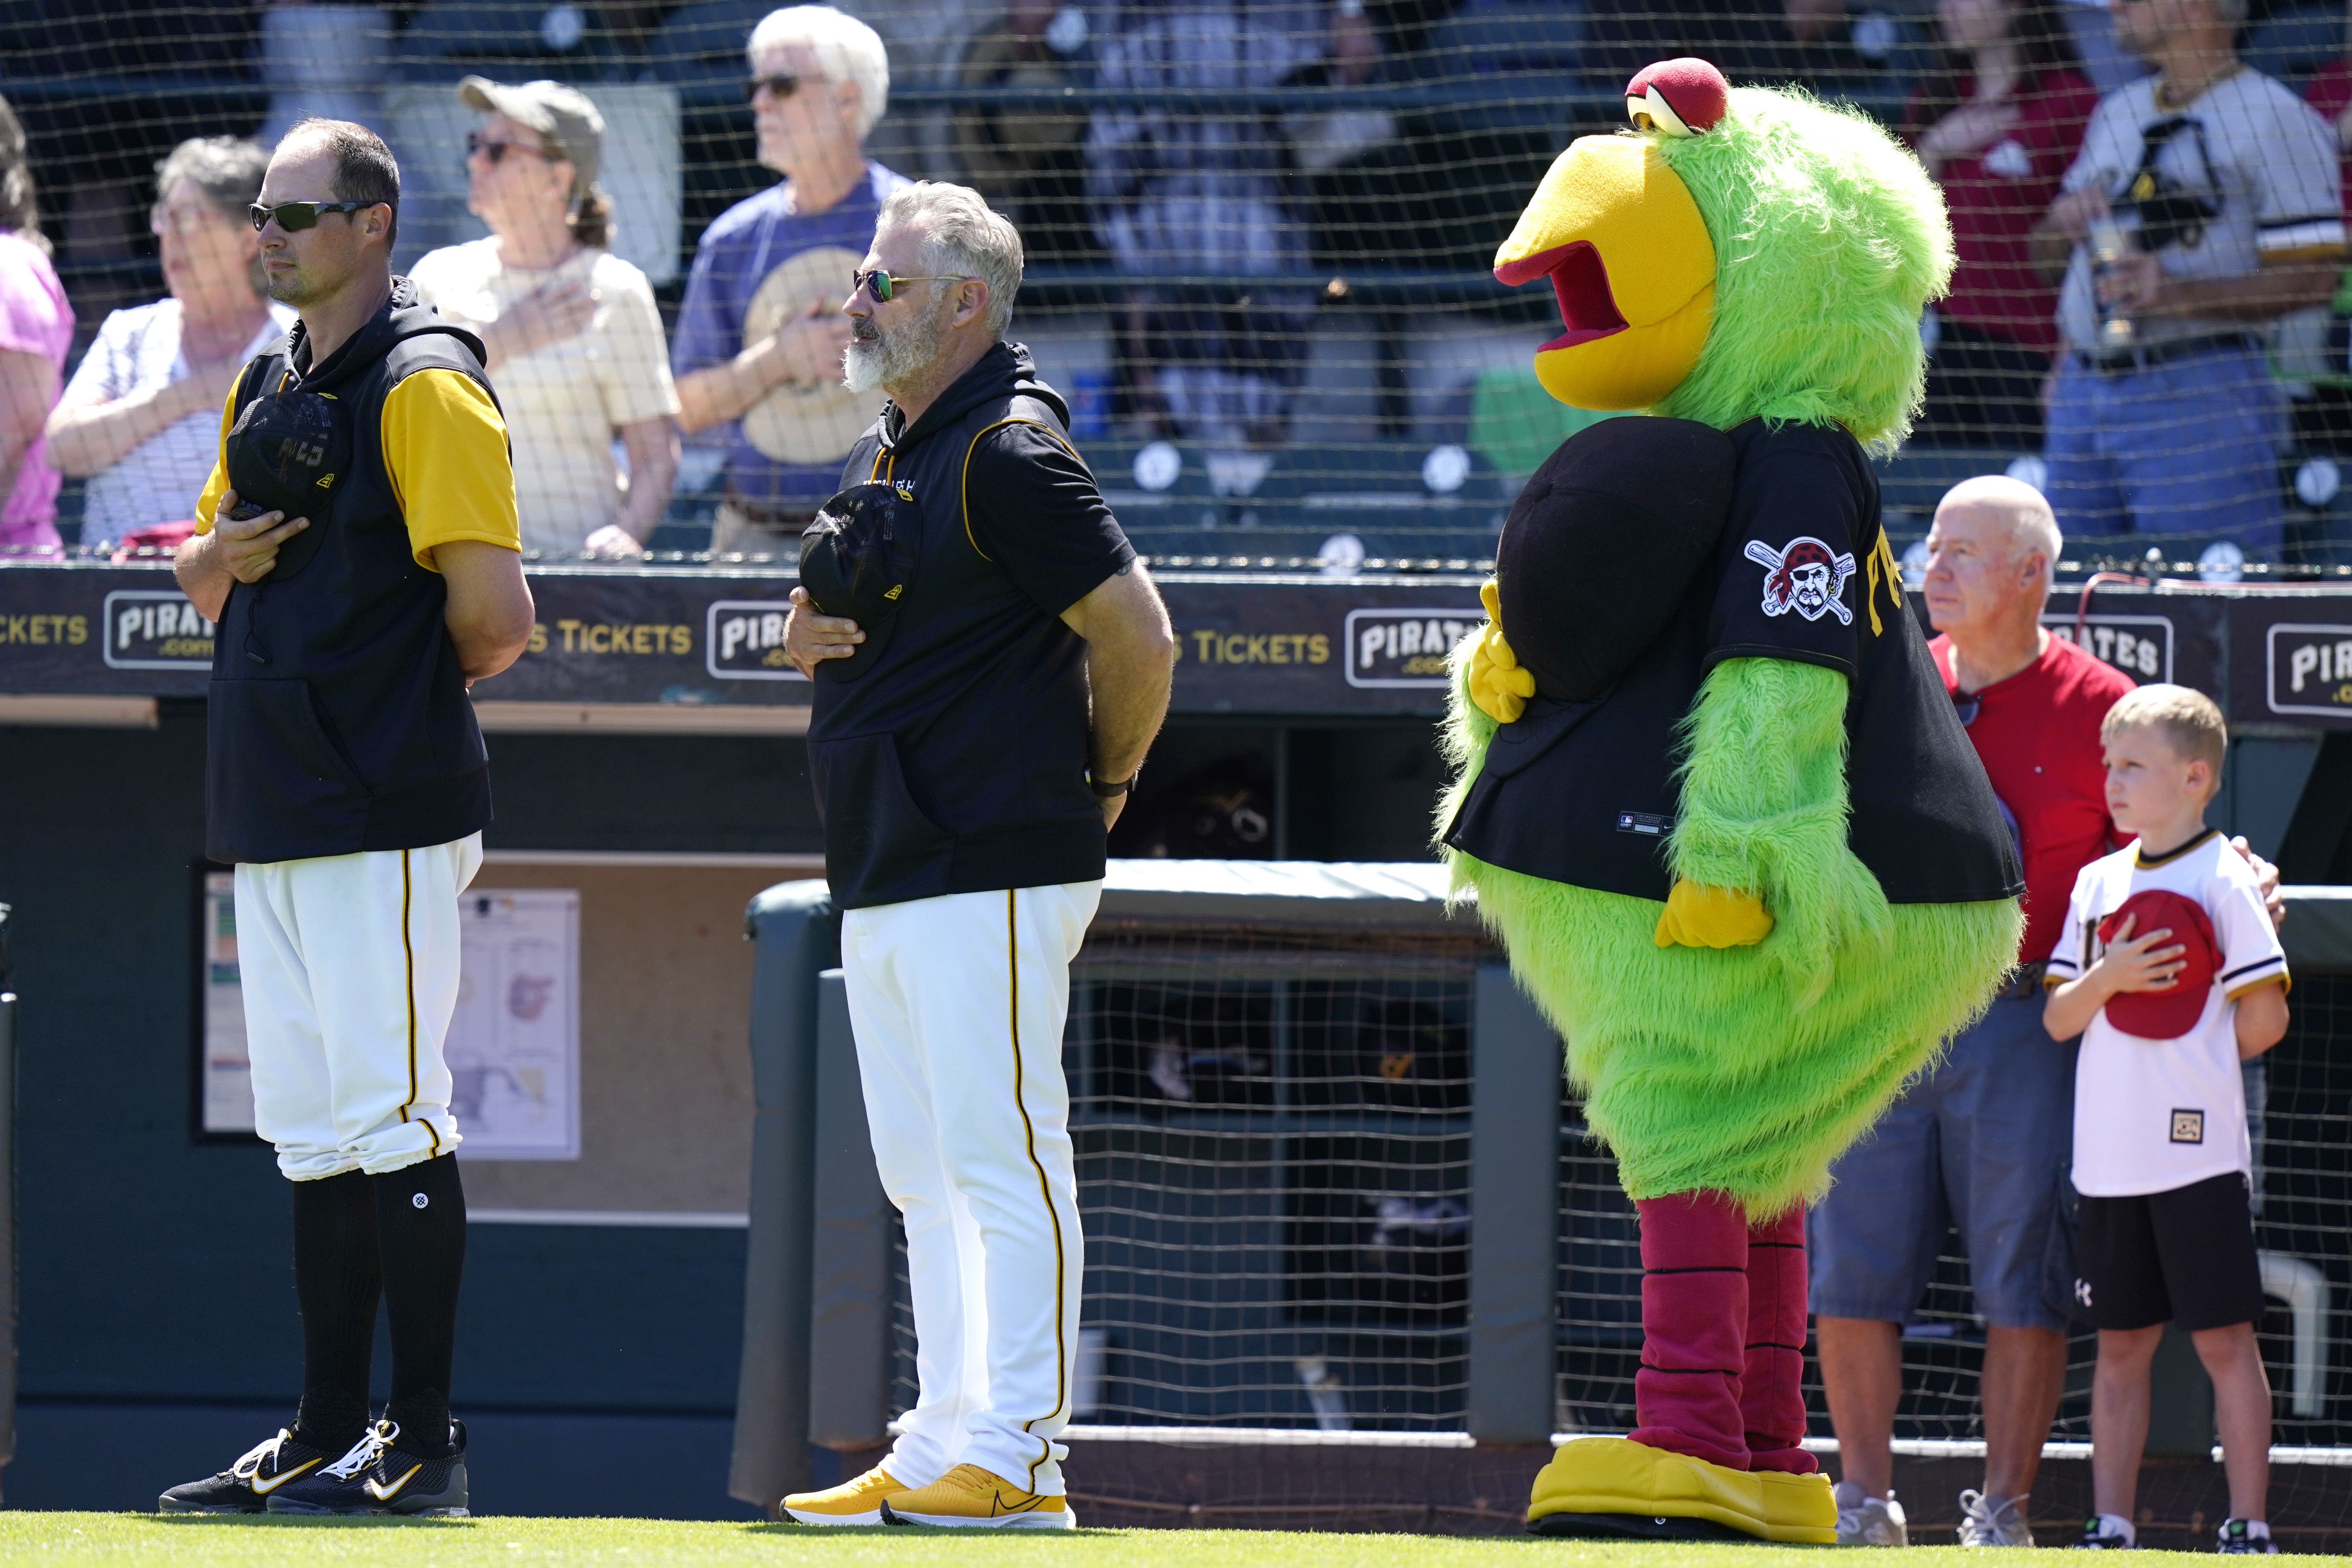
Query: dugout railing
730 867 2352 1534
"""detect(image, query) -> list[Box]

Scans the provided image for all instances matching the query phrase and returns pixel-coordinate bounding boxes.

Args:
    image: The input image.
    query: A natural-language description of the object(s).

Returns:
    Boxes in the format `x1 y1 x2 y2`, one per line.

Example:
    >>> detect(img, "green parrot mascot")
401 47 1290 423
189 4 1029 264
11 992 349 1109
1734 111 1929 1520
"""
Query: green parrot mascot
1437 59 2026 1543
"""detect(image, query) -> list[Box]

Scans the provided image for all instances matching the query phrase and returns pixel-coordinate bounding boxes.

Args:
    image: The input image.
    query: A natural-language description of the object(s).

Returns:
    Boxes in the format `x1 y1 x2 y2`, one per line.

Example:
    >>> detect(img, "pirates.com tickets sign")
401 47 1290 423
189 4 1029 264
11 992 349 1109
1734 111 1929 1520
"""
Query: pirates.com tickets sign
2266 622 2352 720
4 565 2348 727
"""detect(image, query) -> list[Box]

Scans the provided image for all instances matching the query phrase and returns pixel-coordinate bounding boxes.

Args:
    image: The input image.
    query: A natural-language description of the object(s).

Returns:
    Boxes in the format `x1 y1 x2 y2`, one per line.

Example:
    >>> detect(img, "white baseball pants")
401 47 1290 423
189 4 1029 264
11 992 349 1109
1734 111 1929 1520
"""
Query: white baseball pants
235 833 482 1181
842 881 1099 1497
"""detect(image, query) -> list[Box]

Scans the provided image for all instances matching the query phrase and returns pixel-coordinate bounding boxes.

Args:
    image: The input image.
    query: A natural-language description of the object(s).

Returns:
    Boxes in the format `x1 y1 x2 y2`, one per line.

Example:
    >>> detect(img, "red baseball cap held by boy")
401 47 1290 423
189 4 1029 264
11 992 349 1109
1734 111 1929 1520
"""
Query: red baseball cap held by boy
2096 889 2219 1041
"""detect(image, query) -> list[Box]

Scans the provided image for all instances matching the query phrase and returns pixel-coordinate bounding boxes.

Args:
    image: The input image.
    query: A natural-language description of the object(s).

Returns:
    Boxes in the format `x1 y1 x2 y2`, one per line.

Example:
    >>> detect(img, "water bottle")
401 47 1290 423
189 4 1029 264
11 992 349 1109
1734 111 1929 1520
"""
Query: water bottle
2088 219 2134 351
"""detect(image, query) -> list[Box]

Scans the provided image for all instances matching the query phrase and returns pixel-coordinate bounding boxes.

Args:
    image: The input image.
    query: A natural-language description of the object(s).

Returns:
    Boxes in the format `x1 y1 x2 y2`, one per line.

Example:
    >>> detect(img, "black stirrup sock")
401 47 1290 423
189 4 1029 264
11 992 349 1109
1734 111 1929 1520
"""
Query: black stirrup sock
289 1168 381 1453
373 1153 466 1452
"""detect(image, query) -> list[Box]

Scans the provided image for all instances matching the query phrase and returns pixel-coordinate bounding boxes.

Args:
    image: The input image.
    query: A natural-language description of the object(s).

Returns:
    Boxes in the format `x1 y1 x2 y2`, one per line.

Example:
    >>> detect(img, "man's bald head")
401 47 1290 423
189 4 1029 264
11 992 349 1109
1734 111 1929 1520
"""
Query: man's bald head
1934 475 2060 591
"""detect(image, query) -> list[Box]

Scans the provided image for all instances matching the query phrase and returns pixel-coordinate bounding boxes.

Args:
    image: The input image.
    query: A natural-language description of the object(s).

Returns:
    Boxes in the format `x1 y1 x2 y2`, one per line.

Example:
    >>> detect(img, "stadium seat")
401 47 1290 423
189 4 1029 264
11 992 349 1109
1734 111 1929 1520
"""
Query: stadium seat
1874 446 2023 529
646 0 772 93
2244 4 2344 86
392 0 622 81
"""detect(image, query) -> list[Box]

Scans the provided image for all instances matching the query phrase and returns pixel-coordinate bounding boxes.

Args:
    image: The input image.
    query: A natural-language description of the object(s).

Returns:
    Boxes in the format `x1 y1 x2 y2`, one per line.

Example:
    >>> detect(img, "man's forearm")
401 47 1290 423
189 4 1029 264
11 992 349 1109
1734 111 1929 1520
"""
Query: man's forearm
175 532 234 621
674 342 779 434
1085 640 1174 782
2028 220 2075 283
2152 264 2341 323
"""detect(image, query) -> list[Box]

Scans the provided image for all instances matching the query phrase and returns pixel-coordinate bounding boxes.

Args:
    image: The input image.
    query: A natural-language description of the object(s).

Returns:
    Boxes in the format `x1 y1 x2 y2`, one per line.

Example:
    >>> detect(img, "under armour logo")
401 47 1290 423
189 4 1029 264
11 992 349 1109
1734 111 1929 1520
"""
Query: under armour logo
412 1193 429 1209
2075 1278 2093 1307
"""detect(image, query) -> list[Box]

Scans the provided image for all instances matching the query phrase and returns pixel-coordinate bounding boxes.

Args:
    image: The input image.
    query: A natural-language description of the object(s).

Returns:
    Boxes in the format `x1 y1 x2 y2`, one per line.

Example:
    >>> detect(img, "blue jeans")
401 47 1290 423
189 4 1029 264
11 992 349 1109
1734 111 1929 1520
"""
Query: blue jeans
1809 996 2077 1333
2043 341 2285 556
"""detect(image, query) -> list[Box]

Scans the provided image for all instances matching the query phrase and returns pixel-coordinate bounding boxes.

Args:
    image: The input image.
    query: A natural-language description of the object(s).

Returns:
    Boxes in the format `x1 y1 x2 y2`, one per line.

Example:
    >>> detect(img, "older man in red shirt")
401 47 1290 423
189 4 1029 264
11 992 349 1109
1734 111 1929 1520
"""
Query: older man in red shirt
1808 475 2279 1548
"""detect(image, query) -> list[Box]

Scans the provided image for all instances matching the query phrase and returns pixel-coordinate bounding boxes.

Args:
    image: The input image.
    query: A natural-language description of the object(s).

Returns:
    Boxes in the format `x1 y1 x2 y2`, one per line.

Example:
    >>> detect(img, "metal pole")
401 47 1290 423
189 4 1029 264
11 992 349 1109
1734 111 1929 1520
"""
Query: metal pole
1466 963 1562 1445
727 883 839 1513
0 902 18 1504
806 971 894 1450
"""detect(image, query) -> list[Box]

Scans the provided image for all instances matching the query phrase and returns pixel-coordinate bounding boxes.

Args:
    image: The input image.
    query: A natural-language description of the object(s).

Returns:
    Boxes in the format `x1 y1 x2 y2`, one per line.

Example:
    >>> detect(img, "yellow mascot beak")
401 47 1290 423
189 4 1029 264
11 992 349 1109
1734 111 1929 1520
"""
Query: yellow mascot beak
1493 135 1716 411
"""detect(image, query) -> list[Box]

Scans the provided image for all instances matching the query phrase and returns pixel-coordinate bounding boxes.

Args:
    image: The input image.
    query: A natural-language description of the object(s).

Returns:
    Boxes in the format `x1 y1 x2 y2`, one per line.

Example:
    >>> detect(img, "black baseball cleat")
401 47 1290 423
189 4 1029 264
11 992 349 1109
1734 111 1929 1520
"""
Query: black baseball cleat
264 1418 471 1517
360 1419 470 1517
158 1427 335 1513
262 1423 400 1515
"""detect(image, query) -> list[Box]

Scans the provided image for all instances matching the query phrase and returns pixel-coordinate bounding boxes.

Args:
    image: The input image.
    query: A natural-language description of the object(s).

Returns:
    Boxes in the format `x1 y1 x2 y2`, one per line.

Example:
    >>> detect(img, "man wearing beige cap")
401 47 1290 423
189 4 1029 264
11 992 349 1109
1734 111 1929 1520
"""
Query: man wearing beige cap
409 76 680 559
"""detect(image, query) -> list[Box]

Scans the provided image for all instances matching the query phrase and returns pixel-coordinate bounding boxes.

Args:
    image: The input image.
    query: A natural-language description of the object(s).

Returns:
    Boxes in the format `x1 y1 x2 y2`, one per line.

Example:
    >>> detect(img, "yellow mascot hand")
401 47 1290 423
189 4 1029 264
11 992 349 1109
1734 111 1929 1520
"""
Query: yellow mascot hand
1653 880 1775 949
1468 580 1536 724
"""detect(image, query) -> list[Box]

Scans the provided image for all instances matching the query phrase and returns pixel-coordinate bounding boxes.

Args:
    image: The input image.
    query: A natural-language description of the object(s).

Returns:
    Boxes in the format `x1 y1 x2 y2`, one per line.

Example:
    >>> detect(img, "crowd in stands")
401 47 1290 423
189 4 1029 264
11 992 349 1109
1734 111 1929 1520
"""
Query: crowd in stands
2 0 2352 562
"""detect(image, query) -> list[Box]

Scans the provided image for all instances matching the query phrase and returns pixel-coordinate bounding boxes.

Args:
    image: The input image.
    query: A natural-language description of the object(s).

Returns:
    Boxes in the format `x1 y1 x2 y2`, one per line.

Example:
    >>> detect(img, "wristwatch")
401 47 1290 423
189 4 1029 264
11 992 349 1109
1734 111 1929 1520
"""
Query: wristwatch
1087 768 1137 798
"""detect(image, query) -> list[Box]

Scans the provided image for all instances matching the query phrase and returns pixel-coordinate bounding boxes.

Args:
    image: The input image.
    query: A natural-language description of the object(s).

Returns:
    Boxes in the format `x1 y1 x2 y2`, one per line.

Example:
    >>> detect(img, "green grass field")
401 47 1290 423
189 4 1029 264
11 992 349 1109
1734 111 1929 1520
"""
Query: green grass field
2 1517 2345 1567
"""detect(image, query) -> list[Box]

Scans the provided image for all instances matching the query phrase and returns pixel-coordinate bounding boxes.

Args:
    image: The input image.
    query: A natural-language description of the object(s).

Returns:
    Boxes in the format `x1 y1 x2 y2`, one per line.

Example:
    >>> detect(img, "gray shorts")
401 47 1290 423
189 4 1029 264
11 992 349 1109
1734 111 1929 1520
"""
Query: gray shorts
1808 994 2077 1333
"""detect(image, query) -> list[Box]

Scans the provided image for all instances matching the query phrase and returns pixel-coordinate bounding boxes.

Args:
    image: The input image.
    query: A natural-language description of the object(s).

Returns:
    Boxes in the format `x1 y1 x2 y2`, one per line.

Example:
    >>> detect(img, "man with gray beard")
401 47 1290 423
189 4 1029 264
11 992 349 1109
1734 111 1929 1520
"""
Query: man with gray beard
778 181 1175 1527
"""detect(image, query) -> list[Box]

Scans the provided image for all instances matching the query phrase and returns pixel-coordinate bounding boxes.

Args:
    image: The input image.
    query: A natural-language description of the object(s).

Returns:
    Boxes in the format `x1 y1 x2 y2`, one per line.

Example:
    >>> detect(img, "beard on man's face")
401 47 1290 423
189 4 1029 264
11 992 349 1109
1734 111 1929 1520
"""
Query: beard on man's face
842 288 956 394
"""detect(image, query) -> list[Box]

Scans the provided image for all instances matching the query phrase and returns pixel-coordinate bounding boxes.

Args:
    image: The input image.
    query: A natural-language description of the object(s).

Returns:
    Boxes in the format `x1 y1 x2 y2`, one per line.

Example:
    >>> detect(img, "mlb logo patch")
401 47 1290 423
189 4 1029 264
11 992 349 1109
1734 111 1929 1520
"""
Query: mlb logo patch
2170 1109 2205 1145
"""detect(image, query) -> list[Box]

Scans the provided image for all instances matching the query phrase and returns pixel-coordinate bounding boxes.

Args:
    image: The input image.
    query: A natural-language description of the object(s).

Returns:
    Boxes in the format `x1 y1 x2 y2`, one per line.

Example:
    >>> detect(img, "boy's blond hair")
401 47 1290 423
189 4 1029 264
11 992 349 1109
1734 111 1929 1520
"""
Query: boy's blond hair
2101 683 2227 782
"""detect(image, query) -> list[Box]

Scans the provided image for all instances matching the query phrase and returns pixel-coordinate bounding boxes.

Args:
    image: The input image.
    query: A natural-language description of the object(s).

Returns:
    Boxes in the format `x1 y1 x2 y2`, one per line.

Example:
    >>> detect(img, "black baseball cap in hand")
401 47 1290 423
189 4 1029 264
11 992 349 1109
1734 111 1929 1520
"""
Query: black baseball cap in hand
225 388 354 523
799 482 918 681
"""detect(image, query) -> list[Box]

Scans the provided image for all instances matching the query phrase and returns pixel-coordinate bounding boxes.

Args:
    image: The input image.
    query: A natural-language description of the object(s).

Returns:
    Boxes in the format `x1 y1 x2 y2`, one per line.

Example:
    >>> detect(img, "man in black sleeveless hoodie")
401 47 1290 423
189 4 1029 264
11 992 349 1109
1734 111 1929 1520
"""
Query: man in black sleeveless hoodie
777 182 1175 1528
160 119 534 1519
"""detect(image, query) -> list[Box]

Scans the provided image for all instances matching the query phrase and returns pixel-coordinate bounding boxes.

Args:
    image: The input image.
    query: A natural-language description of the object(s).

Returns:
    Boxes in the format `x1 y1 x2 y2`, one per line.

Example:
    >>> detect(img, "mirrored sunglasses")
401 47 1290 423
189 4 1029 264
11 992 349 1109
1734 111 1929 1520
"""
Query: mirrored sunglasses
249 200 372 233
852 269 972 303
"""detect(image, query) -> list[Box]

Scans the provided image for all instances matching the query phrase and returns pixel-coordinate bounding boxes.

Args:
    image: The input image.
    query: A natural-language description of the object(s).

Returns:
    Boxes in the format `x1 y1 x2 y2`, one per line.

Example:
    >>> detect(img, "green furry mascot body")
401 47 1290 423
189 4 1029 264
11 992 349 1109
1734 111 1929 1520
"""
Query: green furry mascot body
1441 62 2023 1541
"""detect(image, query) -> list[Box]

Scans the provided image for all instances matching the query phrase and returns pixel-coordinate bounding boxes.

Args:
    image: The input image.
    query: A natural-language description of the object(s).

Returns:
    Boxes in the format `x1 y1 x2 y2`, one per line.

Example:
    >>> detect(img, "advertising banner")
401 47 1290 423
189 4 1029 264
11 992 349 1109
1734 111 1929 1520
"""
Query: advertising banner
4 564 2346 726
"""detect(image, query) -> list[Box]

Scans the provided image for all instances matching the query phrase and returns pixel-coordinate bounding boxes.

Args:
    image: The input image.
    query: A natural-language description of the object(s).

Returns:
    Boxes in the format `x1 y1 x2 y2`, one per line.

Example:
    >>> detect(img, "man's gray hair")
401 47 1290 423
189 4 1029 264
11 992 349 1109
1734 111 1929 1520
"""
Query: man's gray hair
156 136 271 225
748 5 890 139
880 181 1024 336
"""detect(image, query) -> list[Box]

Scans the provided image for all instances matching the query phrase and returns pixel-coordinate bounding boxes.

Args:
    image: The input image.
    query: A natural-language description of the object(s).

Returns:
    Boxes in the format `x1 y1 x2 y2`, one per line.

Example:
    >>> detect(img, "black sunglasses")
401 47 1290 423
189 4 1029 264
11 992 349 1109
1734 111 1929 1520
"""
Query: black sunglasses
852 268 971 303
249 200 373 234
747 73 802 102
466 131 556 166
1952 689 1982 728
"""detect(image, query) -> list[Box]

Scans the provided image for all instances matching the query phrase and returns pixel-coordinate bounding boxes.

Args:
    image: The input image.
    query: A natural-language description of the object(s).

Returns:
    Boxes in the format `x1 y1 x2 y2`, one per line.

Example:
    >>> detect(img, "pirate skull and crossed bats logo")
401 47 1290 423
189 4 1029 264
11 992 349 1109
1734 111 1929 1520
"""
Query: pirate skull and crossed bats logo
1745 536 1857 624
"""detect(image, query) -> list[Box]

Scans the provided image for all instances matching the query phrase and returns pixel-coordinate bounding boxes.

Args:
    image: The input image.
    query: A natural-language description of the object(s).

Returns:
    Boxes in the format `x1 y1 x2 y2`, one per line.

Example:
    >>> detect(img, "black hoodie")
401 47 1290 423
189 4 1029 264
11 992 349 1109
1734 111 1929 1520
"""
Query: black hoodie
204 279 505 865
809 341 1135 909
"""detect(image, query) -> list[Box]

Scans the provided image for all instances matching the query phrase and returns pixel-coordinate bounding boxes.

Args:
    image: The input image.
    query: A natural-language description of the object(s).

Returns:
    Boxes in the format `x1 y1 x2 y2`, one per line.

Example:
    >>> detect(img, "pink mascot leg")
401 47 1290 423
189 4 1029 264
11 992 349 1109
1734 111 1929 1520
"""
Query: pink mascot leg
1740 1205 1818 1474
1628 1190 1749 1471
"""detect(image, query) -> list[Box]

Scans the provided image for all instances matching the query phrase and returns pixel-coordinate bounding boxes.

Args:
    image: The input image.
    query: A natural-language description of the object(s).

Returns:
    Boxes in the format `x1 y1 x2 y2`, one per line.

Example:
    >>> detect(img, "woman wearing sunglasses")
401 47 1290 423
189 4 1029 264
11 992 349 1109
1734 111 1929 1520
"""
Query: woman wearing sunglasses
408 77 678 560
45 136 292 552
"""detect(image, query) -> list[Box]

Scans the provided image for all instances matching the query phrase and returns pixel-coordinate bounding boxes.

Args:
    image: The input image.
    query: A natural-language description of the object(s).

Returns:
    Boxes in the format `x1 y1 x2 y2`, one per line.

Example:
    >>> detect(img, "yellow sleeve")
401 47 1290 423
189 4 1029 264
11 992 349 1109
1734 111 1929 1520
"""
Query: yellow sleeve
192 380 239 534
381 367 521 571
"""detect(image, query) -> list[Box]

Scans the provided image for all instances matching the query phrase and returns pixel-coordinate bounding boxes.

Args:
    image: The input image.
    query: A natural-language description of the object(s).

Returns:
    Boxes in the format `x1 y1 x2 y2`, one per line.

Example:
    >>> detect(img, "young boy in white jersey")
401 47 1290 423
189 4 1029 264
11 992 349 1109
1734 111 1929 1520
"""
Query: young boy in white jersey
2044 685 2290 1554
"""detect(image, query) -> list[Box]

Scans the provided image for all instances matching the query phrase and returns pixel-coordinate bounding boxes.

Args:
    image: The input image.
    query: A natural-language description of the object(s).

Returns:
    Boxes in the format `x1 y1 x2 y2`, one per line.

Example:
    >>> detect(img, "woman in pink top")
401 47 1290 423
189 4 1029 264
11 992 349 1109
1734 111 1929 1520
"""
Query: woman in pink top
1902 0 2097 452
0 96 73 556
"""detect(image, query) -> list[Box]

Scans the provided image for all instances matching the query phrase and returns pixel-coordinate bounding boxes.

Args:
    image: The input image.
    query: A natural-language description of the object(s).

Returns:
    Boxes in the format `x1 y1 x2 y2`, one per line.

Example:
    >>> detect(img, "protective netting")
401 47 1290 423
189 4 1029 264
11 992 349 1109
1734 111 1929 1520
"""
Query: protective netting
1558 972 2352 1460
4 4 2352 574
871 901 2352 1522
891 920 1484 1430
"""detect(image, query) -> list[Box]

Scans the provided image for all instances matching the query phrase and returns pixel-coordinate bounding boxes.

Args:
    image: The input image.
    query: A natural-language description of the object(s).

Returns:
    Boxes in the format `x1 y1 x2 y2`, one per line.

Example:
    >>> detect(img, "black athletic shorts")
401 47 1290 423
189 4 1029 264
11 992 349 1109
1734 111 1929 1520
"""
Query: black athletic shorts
2071 1171 2265 1332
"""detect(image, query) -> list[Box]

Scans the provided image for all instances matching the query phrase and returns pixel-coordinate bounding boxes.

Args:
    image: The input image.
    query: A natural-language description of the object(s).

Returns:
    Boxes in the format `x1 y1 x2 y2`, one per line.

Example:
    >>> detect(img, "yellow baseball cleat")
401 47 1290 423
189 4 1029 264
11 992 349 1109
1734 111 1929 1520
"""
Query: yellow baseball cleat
1527 1435 1774 1541
1755 1469 1839 1544
879 1462 1075 1529
782 1465 903 1526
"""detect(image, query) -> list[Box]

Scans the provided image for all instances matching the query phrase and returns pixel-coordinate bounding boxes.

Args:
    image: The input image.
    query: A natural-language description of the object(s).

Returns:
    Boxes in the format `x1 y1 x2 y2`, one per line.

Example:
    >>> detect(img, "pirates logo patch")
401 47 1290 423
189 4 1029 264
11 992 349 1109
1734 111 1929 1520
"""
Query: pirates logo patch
1744 535 1857 624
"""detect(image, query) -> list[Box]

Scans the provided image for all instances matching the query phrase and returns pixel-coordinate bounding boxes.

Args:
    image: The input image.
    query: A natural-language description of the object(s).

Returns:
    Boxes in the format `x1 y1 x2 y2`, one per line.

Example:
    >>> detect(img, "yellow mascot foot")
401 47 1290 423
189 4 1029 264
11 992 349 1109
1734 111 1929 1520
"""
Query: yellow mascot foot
1528 1436 1837 1542
880 1463 1075 1529
782 1465 902 1526
1755 1468 1839 1544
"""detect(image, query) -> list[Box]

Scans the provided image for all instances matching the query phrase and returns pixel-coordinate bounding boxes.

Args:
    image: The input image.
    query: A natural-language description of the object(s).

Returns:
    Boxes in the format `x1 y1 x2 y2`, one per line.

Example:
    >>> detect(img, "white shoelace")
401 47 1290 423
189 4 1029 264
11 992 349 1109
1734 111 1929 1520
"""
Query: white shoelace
1957 1488 2027 1546
320 1420 399 1481
228 1431 290 1481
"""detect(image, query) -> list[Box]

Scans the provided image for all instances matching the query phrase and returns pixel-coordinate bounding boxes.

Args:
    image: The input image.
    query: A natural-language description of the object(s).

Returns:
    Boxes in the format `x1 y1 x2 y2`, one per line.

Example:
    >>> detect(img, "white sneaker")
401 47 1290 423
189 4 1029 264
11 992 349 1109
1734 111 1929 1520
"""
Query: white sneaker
1834 1480 1910 1547
1960 1488 2035 1547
